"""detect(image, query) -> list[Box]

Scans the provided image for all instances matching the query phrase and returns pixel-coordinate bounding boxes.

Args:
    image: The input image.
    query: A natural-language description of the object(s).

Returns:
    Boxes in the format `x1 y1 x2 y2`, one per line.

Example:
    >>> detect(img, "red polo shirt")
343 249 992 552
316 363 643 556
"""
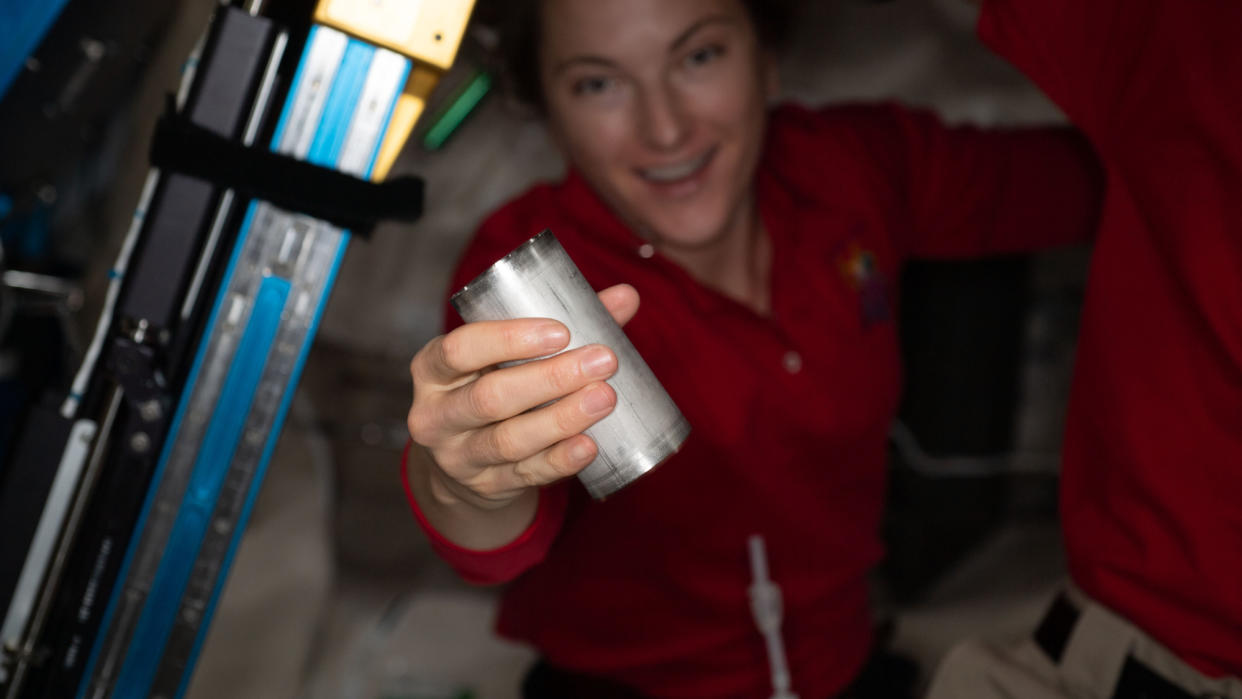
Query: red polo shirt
404 102 1101 697
979 0 1242 679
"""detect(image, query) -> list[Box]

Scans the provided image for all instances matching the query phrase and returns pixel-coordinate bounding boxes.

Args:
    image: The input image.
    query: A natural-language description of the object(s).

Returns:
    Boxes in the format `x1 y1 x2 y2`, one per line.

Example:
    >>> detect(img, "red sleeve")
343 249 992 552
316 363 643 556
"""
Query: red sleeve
792 103 1102 260
401 441 570 585
767 104 1102 261
886 106 1103 259
976 0 1142 138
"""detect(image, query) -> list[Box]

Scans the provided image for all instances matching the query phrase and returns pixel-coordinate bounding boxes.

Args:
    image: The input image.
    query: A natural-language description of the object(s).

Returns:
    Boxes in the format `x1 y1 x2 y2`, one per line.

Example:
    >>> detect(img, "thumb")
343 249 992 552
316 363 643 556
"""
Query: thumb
597 283 640 327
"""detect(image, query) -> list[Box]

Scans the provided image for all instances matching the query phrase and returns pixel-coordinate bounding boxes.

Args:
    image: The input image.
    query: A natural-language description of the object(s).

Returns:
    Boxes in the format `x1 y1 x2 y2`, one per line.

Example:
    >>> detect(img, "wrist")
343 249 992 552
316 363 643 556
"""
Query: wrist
420 449 530 514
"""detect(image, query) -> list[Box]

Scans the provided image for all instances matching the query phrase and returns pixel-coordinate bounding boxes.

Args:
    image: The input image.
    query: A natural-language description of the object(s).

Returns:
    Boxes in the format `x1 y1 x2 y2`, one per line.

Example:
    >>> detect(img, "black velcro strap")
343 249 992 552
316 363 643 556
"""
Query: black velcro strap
521 660 646 699
1112 656 1198 699
1036 596 1203 699
1034 592 1080 663
150 96 423 238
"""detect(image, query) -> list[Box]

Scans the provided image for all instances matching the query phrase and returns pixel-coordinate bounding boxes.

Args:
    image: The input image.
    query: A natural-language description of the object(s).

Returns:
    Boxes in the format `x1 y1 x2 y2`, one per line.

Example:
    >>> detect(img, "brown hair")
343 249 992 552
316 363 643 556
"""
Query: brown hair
486 0 792 112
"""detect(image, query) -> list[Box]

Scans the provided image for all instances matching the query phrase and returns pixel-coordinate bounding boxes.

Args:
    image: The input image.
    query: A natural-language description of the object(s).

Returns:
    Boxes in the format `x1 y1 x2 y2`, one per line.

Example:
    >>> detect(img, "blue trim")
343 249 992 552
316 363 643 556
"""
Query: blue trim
175 231 351 698
306 39 373 167
0 0 73 100
76 25 411 699
75 28 336 699
73 199 264 699
75 29 329 693
83 33 351 697
175 53 409 699
111 276 290 698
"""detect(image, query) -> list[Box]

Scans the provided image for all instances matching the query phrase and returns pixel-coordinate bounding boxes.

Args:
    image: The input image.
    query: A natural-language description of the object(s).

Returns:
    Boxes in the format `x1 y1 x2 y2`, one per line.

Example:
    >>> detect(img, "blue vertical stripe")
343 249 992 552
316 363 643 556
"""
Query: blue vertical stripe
175 50 409 699
109 276 291 698
0 0 73 99
306 39 374 166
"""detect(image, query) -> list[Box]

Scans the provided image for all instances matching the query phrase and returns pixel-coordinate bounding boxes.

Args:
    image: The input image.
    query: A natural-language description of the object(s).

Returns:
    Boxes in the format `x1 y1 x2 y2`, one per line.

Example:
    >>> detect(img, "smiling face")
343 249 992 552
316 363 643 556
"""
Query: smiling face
537 0 775 253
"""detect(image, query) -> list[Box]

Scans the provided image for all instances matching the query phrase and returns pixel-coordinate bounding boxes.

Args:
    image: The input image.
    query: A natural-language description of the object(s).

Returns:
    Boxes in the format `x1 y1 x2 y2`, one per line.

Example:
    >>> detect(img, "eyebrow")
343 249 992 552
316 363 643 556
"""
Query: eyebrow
550 14 738 76
670 14 735 52
552 56 616 76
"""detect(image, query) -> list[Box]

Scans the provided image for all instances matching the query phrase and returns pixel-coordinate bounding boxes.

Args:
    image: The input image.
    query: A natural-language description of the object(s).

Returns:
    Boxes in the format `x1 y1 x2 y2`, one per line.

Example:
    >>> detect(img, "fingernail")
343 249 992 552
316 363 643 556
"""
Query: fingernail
580 347 616 378
581 385 614 416
536 322 569 351
569 439 595 463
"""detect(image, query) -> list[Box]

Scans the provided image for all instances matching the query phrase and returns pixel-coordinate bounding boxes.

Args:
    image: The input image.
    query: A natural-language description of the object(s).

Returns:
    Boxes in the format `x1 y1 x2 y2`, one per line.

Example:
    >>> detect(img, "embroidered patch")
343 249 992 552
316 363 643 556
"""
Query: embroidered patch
836 242 891 326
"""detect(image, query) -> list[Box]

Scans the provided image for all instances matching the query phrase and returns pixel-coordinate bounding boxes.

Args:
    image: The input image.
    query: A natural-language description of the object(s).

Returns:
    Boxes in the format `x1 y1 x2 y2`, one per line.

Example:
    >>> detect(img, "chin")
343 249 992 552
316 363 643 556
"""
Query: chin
660 226 729 250
646 202 737 250
609 176 743 250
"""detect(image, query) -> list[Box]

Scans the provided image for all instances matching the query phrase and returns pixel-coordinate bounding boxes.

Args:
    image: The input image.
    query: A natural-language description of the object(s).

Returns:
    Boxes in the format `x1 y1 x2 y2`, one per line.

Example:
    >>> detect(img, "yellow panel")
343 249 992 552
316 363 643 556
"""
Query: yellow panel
314 0 476 70
407 63 440 97
371 66 440 181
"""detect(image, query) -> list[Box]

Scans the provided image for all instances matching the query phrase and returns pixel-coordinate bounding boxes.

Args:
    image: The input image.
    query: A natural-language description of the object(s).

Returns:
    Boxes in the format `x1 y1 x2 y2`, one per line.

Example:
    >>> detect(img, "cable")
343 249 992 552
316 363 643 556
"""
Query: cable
748 535 798 699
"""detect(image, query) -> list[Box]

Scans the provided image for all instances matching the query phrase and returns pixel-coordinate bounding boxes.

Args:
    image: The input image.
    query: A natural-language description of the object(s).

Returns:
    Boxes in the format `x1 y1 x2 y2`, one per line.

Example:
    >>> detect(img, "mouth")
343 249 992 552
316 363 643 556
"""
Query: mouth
637 148 716 184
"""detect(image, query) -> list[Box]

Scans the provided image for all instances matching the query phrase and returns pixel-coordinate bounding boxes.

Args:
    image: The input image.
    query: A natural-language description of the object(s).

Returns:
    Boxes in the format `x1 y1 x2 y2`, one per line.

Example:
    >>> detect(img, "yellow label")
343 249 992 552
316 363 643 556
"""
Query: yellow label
314 0 475 70
371 65 441 180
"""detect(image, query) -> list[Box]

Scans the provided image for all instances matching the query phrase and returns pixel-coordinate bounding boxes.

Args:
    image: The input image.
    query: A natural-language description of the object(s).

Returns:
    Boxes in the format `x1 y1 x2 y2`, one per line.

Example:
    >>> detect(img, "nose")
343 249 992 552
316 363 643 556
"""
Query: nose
637 81 689 151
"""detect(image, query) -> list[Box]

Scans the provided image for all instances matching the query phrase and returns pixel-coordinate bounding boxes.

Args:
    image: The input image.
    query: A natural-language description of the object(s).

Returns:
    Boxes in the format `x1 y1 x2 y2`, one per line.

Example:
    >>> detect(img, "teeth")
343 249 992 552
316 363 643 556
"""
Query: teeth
641 151 710 182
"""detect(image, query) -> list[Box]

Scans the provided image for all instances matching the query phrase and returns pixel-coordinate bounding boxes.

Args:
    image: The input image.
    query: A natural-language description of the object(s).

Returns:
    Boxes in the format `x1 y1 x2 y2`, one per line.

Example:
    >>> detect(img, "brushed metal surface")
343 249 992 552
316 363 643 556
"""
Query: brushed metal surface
452 230 689 499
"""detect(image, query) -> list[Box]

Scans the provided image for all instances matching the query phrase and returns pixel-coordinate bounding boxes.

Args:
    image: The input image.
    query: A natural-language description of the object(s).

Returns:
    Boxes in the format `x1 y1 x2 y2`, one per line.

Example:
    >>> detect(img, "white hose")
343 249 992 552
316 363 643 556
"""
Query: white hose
748 534 798 699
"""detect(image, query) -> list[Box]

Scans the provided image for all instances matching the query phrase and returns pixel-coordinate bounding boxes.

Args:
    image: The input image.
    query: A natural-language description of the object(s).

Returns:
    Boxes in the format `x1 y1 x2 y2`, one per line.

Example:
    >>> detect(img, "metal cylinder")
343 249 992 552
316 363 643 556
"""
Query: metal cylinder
451 230 690 499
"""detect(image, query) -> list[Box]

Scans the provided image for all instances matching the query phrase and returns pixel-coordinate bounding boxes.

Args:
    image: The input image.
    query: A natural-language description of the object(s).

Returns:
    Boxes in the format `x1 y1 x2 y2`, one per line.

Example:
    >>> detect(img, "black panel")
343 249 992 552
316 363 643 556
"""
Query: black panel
16 411 158 699
117 7 275 334
184 7 275 140
0 400 75 615
882 255 1030 603
116 173 216 333
0 0 183 192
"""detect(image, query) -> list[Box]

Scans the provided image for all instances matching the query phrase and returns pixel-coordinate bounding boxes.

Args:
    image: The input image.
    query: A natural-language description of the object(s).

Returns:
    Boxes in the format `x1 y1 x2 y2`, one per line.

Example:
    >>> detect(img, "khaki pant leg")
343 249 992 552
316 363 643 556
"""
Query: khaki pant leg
1065 592 1242 699
925 637 1077 699
926 585 1242 699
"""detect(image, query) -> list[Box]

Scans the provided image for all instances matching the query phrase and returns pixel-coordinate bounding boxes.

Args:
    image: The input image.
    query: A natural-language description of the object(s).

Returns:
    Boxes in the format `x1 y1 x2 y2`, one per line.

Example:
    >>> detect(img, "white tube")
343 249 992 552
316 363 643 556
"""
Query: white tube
748 534 798 699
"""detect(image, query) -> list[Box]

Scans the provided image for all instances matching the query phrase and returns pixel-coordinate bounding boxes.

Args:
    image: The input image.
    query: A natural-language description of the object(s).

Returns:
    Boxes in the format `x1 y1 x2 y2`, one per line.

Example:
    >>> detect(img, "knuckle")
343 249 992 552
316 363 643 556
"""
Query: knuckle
552 399 585 436
406 407 435 445
437 331 468 374
409 348 424 379
487 424 526 464
460 468 503 499
466 377 506 421
510 459 545 489
543 449 576 481
452 465 478 488
546 353 584 394
431 442 469 477
410 340 440 384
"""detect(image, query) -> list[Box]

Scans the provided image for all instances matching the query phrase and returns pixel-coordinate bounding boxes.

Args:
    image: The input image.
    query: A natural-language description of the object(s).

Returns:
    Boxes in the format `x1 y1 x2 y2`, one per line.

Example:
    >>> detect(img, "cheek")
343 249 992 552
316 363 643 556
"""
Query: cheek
680 96 767 197
681 62 767 130
553 104 636 177
699 84 756 127
687 86 765 194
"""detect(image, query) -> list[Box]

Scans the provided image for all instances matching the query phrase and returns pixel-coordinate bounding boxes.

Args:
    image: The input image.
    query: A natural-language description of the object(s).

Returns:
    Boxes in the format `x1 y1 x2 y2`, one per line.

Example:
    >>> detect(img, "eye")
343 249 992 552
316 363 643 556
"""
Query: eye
683 44 725 69
571 75 616 96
